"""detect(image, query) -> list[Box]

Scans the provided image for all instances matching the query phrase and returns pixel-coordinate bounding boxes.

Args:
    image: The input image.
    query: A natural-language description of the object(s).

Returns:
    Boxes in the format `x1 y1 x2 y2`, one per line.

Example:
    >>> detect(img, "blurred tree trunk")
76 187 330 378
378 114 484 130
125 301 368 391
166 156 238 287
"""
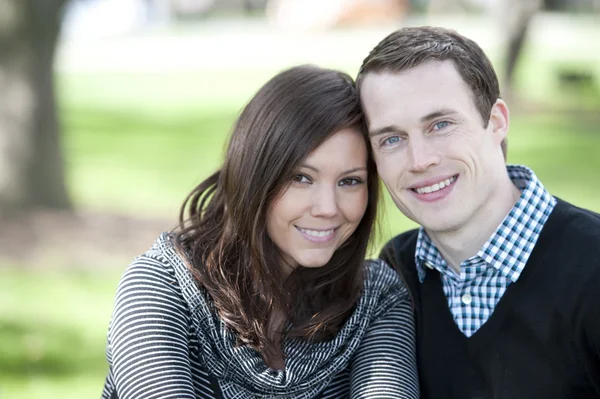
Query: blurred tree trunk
0 0 71 215
499 0 542 98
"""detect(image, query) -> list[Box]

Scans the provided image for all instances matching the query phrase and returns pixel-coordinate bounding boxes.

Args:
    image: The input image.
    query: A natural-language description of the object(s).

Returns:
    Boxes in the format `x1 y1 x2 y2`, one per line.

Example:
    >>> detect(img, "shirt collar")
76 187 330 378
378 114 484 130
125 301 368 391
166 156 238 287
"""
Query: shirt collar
415 165 556 283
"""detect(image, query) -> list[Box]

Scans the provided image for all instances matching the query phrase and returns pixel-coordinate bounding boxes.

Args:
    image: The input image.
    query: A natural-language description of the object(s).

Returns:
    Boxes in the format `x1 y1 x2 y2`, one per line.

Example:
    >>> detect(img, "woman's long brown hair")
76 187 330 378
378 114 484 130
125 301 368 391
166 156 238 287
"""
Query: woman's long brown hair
174 65 380 367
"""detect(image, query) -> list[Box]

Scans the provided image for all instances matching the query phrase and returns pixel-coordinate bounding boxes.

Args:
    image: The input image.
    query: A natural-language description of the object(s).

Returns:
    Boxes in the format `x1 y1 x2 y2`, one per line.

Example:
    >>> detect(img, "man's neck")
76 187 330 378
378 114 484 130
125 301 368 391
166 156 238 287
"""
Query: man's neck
427 177 522 274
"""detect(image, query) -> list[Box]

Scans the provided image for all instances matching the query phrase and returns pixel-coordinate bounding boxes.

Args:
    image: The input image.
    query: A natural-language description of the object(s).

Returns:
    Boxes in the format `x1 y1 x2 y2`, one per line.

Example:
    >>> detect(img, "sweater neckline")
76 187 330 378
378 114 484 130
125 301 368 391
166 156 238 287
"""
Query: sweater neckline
154 233 404 398
420 198 565 347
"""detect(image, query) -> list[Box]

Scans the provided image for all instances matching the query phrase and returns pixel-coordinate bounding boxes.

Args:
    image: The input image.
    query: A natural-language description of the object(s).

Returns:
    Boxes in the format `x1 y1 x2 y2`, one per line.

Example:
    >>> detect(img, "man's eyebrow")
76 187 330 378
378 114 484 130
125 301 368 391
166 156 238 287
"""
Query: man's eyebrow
369 125 404 138
369 109 460 137
420 108 459 123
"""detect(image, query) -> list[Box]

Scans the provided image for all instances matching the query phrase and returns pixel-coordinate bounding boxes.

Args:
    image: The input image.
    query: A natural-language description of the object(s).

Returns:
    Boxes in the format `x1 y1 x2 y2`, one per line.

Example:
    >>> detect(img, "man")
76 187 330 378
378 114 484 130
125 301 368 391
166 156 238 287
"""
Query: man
357 26 600 398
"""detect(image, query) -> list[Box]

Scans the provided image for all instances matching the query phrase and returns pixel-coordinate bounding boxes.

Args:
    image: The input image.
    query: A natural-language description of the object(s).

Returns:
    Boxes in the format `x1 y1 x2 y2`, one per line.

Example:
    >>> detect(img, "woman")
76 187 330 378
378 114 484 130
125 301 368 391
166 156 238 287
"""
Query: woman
101 65 418 399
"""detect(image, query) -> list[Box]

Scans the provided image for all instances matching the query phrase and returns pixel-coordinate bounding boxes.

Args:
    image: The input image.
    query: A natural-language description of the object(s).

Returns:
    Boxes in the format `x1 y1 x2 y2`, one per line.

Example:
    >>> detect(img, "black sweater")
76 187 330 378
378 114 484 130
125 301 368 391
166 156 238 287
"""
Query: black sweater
381 198 600 399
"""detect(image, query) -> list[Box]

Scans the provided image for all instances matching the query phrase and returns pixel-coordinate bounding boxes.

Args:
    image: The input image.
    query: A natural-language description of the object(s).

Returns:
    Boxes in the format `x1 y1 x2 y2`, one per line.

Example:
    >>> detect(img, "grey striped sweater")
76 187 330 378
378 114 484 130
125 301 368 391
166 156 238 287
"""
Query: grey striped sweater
101 233 419 398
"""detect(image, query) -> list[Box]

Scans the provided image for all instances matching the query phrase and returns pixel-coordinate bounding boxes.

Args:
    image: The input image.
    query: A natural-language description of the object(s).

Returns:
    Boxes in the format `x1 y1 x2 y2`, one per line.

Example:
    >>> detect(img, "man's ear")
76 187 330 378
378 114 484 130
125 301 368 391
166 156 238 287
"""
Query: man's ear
488 99 509 145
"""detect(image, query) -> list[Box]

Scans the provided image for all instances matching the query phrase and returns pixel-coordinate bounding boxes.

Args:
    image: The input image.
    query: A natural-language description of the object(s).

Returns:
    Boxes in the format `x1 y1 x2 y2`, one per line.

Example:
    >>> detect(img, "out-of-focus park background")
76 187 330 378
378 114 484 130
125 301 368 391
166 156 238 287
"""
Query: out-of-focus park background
0 0 599 397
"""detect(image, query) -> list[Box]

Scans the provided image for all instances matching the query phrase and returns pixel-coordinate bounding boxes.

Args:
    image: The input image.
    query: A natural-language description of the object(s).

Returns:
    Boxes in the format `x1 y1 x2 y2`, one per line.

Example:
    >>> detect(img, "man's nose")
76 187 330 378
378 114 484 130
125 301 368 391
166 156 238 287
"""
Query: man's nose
407 137 440 173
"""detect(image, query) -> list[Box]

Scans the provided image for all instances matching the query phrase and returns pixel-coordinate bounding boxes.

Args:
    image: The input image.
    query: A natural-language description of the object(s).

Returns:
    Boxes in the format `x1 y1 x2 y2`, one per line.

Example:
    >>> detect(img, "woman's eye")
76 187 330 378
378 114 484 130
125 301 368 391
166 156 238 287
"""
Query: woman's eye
293 174 311 184
434 121 450 130
339 177 364 186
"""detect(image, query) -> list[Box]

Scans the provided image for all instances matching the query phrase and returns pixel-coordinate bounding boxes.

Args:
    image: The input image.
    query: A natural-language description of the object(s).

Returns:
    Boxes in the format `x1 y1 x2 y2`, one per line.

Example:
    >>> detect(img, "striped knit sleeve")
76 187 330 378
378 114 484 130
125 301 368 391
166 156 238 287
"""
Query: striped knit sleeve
106 255 196 399
349 281 419 398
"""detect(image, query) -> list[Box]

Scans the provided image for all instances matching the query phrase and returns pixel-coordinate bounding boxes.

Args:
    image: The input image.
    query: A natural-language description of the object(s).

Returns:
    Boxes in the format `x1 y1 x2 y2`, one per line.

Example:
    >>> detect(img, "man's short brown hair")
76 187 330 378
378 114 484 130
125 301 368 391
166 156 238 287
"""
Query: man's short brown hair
357 26 506 157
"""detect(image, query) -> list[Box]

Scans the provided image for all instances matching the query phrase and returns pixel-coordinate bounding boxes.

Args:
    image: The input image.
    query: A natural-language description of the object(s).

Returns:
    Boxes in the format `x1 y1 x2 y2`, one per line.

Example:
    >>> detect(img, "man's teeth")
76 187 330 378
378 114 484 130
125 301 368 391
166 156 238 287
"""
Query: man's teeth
415 176 456 194
298 228 334 237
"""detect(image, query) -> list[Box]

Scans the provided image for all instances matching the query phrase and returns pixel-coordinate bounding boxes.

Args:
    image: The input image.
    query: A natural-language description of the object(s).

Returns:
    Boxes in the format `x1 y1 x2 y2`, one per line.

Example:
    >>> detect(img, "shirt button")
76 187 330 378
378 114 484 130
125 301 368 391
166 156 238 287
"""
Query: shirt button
461 292 472 305
424 261 434 270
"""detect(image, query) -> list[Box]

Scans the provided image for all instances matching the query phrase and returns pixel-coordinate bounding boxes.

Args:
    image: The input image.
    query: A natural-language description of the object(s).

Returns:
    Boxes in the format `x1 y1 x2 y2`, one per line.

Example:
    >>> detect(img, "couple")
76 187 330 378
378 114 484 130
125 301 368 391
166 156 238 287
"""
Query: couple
101 27 600 399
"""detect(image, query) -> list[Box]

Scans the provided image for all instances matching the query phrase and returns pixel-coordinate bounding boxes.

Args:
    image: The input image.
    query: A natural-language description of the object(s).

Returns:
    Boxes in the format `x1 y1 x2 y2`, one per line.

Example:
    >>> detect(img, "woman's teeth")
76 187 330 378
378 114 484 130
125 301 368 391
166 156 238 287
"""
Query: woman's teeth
298 228 334 238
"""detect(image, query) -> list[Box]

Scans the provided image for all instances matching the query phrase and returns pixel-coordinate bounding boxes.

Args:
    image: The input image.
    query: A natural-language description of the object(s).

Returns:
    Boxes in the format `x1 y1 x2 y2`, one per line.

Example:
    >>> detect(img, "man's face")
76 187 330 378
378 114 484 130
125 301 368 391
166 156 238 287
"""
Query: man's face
360 60 509 235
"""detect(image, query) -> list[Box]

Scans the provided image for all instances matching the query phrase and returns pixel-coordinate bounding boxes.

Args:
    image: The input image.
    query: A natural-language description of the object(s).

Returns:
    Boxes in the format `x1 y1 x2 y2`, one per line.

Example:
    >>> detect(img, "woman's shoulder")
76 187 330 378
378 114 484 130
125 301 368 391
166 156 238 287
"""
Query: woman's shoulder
120 232 192 292
126 233 175 272
360 259 410 315
362 259 407 293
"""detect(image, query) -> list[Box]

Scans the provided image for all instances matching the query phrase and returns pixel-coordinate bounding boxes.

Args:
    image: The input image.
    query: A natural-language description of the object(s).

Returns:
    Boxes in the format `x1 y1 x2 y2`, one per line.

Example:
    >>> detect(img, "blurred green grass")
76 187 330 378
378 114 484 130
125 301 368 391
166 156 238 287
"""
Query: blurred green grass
0 268 118 398
2 52 600 398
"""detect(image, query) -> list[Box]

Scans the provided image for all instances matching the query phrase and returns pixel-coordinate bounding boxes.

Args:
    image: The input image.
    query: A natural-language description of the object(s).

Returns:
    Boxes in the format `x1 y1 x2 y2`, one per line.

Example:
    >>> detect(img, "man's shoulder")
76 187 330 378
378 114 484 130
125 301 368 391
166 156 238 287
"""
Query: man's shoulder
561 198 600 220
535 199 600 285
551 198 600 246
545 199 600 320
379 228 420 273
381 228 420 256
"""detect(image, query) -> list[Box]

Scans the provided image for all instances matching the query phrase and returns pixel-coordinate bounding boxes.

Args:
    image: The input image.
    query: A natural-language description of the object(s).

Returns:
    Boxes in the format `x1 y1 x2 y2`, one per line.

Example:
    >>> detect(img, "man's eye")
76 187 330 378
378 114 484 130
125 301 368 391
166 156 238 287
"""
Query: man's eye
383 136 401 146
434 121 450 130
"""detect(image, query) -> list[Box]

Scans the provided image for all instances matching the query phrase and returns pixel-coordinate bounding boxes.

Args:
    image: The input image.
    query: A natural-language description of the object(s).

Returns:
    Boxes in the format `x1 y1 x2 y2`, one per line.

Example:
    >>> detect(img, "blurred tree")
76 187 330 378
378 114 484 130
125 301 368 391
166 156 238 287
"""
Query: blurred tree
425 0 543 98
500 0 542 98
0 0 71 214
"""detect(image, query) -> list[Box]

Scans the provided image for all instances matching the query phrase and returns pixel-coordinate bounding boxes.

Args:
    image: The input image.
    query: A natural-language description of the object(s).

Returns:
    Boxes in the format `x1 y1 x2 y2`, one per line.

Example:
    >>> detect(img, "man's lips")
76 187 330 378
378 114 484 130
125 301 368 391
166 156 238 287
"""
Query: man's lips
409 175 458 194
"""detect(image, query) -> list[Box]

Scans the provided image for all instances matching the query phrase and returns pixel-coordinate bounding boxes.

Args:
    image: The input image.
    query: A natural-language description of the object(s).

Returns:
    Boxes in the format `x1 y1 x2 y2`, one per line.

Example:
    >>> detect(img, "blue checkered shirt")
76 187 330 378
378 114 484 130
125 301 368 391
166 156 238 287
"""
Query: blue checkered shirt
414 165 556 337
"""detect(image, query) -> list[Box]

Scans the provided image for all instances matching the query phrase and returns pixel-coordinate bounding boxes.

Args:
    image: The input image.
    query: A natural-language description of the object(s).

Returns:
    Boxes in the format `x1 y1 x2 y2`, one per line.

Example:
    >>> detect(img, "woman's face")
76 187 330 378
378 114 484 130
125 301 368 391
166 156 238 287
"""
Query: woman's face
266 127 369 270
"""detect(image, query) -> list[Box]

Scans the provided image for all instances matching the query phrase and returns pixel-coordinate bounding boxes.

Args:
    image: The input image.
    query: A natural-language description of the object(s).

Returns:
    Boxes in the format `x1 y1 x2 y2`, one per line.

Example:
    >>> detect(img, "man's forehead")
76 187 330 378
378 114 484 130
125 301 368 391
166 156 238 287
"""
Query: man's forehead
364 62 463 92
360 64 473 127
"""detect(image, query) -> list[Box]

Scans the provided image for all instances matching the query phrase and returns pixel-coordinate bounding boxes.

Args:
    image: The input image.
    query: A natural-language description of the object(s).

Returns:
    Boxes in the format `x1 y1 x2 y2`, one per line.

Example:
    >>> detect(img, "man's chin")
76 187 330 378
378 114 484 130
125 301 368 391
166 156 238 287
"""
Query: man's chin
420 219 462 235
